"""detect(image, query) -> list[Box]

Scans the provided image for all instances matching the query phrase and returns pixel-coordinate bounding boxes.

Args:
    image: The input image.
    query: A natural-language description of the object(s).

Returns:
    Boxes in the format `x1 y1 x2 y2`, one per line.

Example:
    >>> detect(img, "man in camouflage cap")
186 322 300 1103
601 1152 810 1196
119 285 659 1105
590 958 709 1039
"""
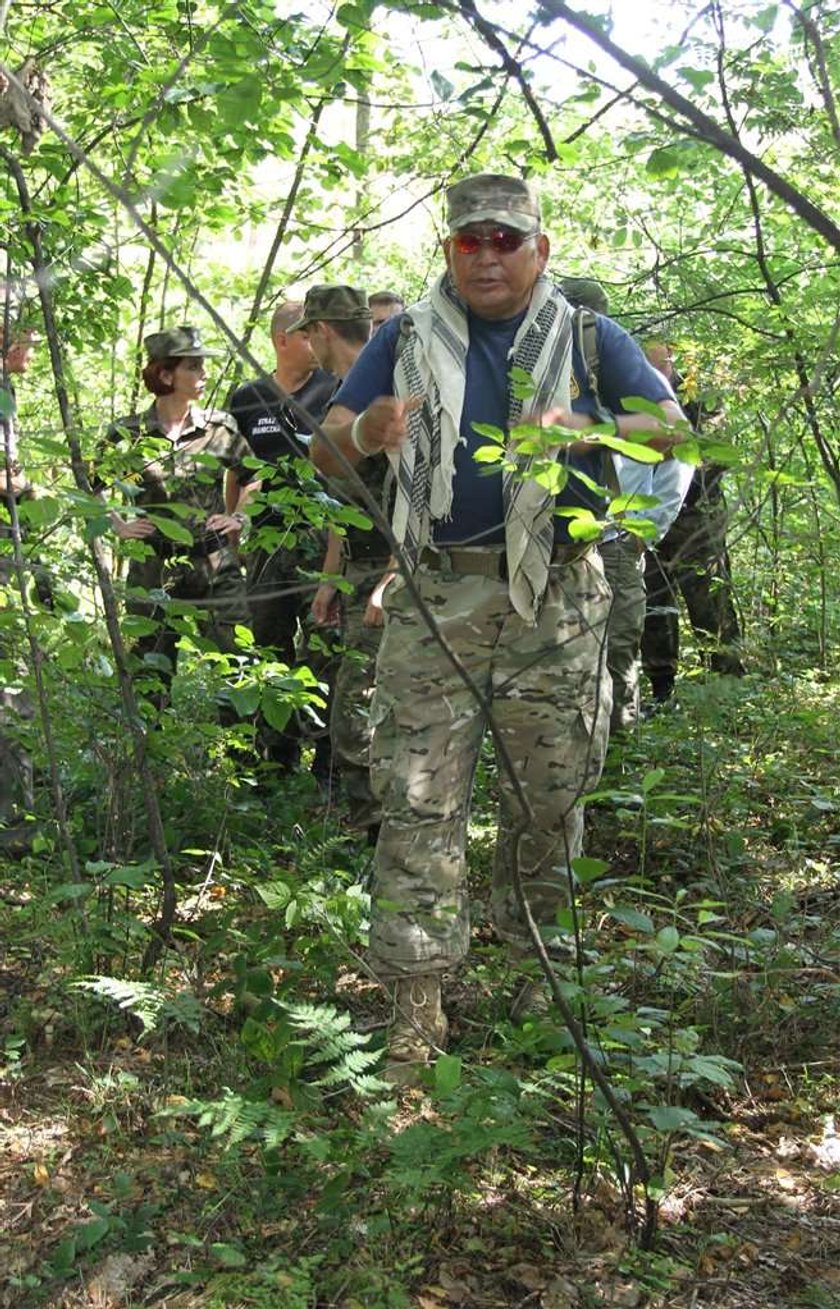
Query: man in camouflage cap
289 286 388 837
311 174 684 1083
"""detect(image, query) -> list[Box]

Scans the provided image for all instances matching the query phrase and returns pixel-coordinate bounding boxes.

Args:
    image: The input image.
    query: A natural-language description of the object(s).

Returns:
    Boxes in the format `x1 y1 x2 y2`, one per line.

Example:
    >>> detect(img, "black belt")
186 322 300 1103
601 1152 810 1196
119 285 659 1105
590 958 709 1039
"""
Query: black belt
420 544 592 580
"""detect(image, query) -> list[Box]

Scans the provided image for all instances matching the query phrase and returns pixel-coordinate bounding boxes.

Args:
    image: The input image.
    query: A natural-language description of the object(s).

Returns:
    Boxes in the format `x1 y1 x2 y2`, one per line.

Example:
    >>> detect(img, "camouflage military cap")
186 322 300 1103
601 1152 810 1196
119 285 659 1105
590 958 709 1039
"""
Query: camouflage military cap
144 325 220 360
446 174 541 234
559 277 610 315
287 285 371 332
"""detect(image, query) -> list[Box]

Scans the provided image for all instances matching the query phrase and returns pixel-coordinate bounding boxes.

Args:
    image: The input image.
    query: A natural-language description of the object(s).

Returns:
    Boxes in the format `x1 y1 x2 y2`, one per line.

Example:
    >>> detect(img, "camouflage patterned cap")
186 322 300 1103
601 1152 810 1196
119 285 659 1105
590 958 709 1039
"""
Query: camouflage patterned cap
144 325 220 360
287 285 371 332
446 174 541 234
559 277 610 315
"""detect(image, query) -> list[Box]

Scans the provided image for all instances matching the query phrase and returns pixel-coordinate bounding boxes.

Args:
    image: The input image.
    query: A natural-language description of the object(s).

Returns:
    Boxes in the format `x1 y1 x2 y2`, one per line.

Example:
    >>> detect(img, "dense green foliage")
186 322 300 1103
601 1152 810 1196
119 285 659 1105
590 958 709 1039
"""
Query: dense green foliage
2 1 840 1304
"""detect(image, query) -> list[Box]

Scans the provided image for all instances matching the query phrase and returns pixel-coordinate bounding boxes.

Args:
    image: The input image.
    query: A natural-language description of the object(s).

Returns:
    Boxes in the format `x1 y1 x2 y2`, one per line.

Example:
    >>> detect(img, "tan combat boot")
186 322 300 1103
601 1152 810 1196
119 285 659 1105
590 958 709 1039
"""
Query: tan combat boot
383 974 448 1087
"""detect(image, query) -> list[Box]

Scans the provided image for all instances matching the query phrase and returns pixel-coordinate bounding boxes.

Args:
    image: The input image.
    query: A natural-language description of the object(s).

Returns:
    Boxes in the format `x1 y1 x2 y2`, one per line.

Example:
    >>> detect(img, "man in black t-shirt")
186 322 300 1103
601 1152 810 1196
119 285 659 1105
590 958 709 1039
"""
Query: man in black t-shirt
229 303 336 774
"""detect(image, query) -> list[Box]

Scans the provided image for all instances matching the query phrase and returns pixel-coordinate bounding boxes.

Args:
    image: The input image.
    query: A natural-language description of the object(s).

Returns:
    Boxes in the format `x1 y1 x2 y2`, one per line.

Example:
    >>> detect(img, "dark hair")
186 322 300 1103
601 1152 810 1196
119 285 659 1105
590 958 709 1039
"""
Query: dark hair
141 356 179 397
323 318 371 347
369 291 404 309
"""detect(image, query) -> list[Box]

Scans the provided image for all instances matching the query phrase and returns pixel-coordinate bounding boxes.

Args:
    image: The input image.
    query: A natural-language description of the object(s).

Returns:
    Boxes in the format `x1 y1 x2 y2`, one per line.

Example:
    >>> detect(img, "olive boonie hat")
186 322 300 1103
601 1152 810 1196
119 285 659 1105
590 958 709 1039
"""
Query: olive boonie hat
446 173 541 235
559 277 610 315
144 325 220 361
287 285 372 332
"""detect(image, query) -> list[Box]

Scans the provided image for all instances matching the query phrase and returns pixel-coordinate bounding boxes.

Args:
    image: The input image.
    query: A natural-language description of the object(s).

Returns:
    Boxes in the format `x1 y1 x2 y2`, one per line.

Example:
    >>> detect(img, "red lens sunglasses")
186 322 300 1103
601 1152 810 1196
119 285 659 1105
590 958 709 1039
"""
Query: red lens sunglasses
451 229 537 256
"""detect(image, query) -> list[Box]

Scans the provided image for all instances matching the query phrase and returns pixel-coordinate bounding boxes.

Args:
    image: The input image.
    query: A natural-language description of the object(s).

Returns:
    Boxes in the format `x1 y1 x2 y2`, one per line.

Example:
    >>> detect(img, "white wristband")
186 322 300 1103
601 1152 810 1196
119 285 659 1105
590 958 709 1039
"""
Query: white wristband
350 411 369 455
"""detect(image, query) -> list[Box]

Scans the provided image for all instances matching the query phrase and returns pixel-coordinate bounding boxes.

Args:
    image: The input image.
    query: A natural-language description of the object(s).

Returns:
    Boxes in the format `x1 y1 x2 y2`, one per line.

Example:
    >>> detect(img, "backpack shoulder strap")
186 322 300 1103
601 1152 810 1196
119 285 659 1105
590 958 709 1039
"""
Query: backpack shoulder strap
572 305 619 498
573 305 610 420
393 312 415 364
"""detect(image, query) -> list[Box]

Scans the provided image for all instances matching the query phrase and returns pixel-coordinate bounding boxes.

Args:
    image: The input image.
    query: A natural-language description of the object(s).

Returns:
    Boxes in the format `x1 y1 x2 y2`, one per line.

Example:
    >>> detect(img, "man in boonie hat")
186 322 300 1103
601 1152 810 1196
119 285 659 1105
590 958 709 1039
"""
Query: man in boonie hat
309 173 686 1084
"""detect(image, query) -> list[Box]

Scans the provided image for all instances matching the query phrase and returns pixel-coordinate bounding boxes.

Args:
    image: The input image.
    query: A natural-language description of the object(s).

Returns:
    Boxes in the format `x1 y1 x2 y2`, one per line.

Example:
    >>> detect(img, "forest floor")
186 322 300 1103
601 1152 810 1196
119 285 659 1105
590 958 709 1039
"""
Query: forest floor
1 668 839 1309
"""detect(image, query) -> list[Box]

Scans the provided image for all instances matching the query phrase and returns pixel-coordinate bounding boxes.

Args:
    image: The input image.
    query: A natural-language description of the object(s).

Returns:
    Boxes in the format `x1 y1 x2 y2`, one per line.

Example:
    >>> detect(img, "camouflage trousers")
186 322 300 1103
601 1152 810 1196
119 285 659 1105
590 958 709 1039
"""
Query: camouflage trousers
127 545 247 681
642 502 743 684
331 560 387 830
368 552 612 977
600 535 646 733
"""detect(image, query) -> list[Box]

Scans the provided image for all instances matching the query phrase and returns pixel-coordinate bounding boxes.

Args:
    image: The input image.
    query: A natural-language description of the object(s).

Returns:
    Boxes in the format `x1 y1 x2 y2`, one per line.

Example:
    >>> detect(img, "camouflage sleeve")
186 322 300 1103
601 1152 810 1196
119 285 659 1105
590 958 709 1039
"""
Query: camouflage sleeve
209 409 253 472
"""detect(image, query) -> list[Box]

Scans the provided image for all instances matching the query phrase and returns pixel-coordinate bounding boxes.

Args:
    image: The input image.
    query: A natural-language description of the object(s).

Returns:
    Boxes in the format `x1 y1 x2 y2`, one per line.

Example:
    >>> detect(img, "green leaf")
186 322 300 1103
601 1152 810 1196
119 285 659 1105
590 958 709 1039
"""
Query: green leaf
431 69 454 100
471 423 505 444
147 515 194 545
656 925 681 953
679 66 715 93
256 881 292 910
472 445 504 464
104 864 157 889
610 905 655 934
48 882 92 902
571 855 610 885
598 435 662 462
434 1053 462 1094
210 1242 248 1268
608 492 660 513
218 80 262 128
646 148 681 179
567 514 603 541
261 688 292 732
226 683 261 717
74 1216 111 1251
641 768 666 794
646 1104 700 1131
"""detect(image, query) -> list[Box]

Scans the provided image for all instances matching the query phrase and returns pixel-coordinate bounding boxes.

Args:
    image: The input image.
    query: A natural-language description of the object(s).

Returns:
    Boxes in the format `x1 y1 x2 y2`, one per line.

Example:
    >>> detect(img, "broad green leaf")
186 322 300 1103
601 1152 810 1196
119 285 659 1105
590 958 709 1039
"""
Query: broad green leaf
646 1104 700 1131
610 905 655 934
431 69 454 100
261 689 292 732
104 865 157 888
571 855 610 885
211 1242 248 1268
608 492 660 513
256 881 292 910
679 66 715 93
471 423 505 444
646 148 681 179
473 445 504 464
620 396 672 421
598 436 662 462
147 515 194 545
656 925 681 953
642 768 666 793
48 882 92 902
226 683 261 717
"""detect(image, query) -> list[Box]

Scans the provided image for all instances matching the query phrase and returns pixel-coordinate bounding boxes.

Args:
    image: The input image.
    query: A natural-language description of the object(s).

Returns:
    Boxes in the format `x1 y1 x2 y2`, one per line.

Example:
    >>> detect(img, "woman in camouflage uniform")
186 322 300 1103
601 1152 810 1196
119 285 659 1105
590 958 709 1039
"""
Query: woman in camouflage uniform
105 326 252 694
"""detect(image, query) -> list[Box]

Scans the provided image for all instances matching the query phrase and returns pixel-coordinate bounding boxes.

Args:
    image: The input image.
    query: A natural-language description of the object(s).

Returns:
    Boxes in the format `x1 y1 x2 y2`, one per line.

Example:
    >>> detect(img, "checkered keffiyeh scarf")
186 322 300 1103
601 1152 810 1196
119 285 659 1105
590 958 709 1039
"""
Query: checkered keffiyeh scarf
391 272 574 623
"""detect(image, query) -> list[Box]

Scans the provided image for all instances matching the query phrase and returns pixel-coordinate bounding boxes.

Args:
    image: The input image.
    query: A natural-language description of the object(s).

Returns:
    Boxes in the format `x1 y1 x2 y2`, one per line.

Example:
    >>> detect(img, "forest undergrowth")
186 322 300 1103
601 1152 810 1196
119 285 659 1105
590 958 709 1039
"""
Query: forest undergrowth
1 665 839 1309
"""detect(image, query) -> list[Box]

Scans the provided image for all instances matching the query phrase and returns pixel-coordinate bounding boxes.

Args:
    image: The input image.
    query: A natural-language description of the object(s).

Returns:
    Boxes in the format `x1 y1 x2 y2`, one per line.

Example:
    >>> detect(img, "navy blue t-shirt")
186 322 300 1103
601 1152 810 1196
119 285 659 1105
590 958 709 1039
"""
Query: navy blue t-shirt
333 306 673 546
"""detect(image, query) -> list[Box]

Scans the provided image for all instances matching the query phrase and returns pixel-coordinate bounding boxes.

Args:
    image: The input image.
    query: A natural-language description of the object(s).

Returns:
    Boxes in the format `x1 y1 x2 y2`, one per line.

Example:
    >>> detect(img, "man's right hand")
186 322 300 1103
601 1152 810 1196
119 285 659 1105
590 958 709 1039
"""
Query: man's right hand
354 396 421 455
